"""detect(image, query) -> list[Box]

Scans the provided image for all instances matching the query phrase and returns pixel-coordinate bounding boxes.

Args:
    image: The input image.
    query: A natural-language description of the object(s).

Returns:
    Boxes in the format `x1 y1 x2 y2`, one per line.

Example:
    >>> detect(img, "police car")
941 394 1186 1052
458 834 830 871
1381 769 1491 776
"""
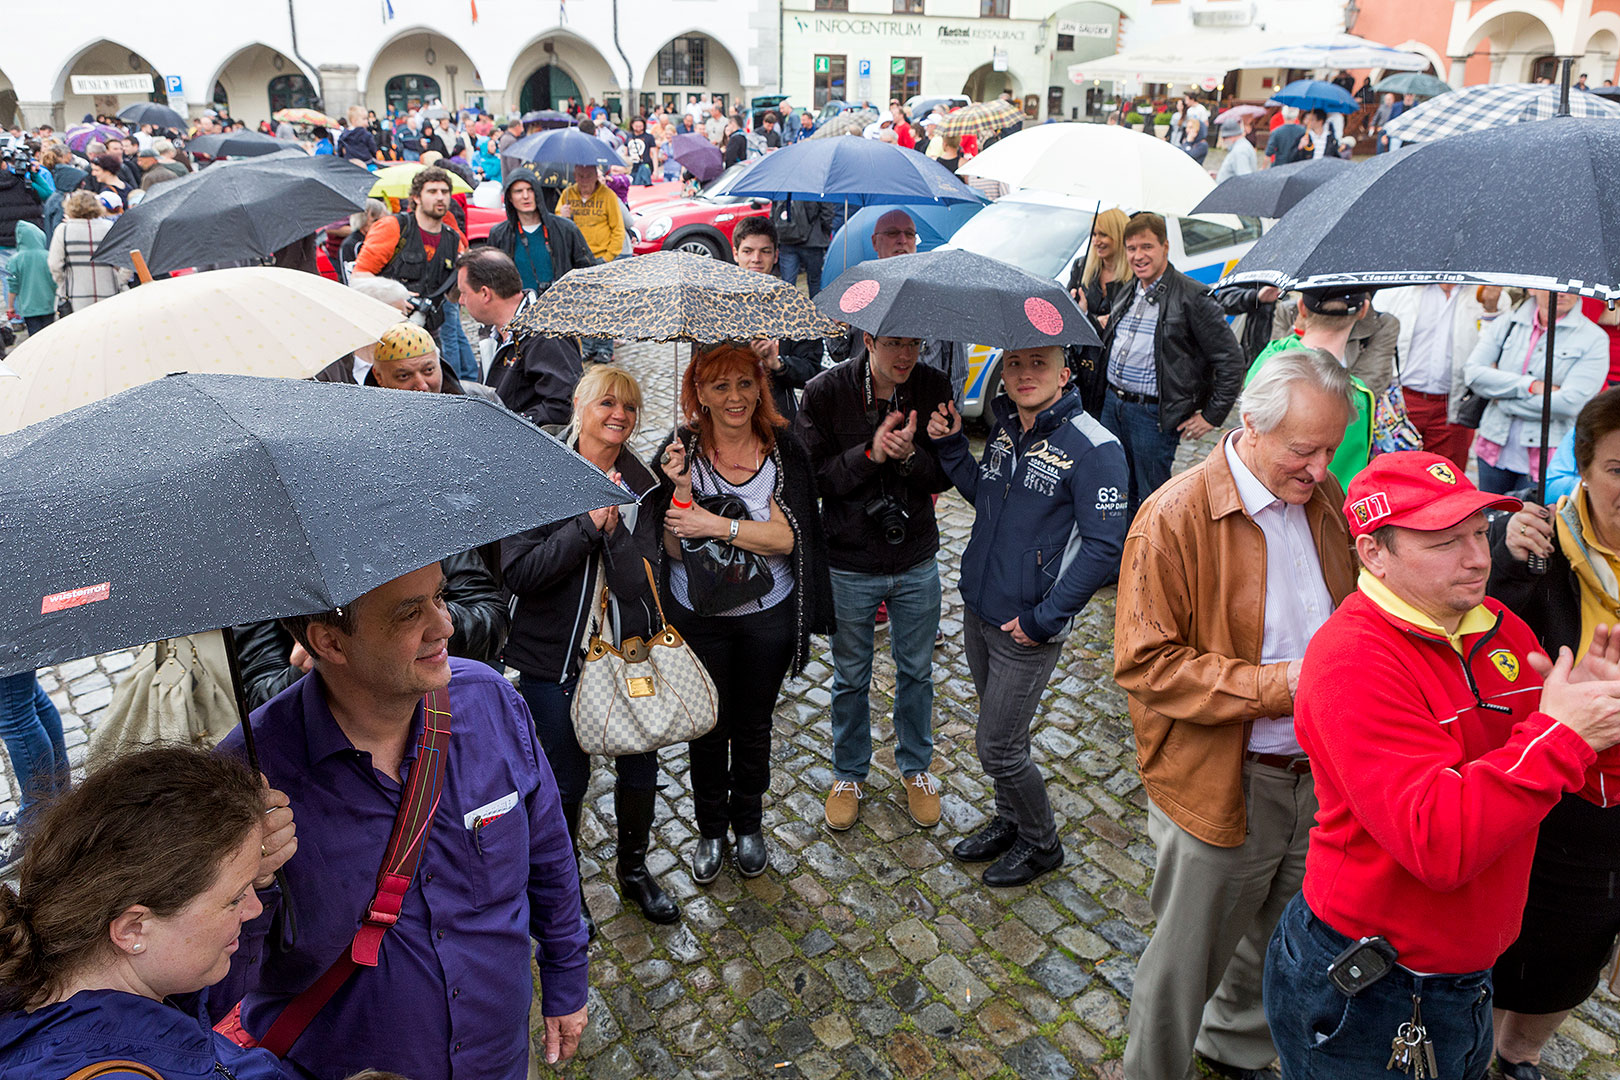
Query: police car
944 188 1263 419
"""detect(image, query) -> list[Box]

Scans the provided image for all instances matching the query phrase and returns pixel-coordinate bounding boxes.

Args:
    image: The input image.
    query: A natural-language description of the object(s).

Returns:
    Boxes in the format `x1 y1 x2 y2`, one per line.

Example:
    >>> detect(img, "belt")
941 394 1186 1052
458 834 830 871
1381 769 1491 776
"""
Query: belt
1110 386 1159 405
1245 751 1311 774
1403 388 1449 400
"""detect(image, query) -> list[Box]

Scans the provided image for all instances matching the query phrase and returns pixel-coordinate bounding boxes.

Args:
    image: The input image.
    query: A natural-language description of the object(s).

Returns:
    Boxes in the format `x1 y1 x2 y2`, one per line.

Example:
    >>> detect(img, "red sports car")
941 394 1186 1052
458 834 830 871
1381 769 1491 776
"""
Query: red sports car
630 161 771 261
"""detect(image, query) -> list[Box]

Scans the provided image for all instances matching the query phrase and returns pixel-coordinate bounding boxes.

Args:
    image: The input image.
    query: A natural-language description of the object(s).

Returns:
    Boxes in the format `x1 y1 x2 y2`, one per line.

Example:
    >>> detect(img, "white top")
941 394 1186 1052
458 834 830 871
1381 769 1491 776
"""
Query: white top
1223 432 1334 755
669 456 794 617
1400 284 1460 395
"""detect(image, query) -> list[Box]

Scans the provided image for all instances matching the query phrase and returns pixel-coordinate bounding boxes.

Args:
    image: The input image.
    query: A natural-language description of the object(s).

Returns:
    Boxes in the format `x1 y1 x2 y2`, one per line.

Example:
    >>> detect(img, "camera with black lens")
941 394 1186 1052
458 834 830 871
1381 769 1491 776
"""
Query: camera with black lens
405 292 442 328
862 493 910 546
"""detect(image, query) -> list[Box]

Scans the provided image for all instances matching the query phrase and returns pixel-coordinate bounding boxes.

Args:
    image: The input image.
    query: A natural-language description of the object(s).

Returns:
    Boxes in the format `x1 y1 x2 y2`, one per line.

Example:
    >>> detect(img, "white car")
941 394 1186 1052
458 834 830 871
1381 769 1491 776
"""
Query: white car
944 189 1263 418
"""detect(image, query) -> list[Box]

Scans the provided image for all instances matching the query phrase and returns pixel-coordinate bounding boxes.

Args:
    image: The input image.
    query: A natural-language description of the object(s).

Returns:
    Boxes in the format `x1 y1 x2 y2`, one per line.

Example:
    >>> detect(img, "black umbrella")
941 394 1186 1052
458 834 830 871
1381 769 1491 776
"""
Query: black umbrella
522 109 576 129
503 128 622 178
816 249 1100 349
187 131 304 158
118 102 186 129
1188 156 1353 219
93 155 377 273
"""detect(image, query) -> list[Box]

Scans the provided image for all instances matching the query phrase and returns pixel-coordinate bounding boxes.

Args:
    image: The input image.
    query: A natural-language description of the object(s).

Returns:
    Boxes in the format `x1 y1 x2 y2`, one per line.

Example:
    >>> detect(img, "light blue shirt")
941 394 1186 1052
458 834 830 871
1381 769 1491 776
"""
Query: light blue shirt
1107 276 1163 396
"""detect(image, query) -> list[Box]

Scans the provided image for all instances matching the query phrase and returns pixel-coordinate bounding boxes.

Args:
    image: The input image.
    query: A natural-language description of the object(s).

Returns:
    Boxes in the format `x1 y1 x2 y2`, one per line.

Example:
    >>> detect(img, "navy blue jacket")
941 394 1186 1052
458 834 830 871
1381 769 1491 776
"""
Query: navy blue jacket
936 387 1128 642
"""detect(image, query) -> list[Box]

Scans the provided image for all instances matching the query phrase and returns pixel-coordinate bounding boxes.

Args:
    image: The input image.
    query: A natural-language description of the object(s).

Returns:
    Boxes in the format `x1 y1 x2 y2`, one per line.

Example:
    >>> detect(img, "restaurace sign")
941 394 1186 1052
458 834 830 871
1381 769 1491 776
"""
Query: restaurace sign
791 15 1028 43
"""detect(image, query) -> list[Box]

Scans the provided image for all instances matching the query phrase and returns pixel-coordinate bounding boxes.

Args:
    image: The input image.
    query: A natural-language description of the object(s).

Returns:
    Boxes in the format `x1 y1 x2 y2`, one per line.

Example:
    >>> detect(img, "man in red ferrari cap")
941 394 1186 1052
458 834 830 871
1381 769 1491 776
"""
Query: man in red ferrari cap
1263 451 1620 1079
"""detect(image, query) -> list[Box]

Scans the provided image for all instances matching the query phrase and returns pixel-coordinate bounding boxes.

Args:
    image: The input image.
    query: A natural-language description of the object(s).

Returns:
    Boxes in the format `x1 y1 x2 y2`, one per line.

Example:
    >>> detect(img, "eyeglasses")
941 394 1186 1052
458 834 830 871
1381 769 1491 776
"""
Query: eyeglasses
877 230 918 239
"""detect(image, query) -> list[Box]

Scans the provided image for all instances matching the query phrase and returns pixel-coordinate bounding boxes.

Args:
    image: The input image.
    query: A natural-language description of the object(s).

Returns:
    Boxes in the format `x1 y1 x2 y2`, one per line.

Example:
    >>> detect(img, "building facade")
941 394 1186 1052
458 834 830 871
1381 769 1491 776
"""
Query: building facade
1350 0 1620 87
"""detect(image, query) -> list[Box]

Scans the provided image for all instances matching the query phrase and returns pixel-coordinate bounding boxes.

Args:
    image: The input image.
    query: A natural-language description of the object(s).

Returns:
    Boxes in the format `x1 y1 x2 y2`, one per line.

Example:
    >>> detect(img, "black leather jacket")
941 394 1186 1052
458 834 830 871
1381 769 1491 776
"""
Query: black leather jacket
1100 266 1246 433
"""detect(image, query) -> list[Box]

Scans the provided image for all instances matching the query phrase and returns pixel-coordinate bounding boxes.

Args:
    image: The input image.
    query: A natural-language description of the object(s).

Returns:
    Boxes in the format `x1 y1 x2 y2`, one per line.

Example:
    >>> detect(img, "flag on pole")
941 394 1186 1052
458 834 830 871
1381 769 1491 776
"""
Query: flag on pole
382 0 395 20
559 0 568 23
470 0 479 21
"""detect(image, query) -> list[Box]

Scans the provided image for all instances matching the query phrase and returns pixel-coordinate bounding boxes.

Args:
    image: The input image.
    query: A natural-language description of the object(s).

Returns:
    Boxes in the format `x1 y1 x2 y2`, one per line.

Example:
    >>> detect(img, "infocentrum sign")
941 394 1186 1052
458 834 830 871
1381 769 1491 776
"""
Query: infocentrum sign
789 15 1030 44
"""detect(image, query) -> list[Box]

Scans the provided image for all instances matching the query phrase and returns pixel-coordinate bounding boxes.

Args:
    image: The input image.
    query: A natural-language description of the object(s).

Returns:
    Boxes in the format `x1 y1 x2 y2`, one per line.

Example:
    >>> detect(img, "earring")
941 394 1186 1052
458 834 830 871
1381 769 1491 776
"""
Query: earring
131 943 144 953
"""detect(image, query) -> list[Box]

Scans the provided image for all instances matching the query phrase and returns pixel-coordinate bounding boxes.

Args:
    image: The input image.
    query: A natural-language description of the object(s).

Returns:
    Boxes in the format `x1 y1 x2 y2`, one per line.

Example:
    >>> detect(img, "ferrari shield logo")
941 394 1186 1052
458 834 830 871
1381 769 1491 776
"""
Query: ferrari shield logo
1490 649 1520 682
1428 462 1458 485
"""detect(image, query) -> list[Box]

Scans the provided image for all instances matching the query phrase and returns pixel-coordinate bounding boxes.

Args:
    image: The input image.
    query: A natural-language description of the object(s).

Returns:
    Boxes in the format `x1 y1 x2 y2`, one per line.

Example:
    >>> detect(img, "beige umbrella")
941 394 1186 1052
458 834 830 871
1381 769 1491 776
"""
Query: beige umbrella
0 267 405 434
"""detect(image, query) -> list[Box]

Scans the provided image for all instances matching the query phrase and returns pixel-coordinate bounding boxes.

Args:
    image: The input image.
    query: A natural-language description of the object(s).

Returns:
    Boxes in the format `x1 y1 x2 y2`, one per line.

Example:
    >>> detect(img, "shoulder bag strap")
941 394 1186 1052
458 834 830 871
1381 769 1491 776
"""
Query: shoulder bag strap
642 557 668 630
60 1062 165 1080
253 687 452 1058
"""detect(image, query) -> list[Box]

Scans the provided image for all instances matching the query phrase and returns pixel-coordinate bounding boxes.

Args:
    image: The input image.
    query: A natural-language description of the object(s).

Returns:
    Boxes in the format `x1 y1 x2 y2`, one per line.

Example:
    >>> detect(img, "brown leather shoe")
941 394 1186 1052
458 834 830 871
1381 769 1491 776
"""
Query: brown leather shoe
904 771 941 827
824 780 862 830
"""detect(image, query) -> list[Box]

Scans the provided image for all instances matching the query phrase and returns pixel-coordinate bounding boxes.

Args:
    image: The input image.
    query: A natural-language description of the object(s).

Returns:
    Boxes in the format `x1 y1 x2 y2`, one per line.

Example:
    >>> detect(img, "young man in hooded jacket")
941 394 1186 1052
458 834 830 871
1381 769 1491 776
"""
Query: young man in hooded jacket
484 164 597 298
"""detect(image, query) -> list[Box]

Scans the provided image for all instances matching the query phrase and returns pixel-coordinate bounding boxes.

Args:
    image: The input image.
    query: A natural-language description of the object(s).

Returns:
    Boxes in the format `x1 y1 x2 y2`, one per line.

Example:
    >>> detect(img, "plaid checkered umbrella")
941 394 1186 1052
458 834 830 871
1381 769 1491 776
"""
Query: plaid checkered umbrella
937 103 1004 139
1384 82 1620 143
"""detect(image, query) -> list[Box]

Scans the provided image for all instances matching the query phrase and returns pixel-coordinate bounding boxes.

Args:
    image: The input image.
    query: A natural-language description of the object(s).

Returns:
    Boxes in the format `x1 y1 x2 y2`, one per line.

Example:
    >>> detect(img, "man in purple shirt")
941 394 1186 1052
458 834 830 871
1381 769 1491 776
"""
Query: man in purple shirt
215 562 589 1080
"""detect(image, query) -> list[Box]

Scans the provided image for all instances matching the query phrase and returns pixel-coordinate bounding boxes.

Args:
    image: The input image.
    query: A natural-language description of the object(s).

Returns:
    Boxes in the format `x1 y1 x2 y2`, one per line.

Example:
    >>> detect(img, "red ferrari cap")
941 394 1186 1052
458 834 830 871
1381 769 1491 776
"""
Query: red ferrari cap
1343 451 1521 538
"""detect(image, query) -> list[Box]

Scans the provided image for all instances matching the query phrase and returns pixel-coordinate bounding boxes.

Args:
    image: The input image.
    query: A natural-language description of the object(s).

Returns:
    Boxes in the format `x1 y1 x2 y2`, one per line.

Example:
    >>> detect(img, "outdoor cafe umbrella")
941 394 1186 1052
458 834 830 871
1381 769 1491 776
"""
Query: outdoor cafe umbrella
117 102 186 129
1383 82 1620 143
1372 72 1453 99
187 131 304 158
93 154 377 274
1238 34 1429 72
666 132 723 183
817 249 1100 350
1188 156 1352 219
1267 79 1361 114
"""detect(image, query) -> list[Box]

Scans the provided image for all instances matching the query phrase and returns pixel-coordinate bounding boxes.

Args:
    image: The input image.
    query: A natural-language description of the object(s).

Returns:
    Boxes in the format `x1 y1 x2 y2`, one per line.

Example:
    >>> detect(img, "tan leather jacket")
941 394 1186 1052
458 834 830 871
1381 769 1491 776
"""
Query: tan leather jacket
1114 441 1356 847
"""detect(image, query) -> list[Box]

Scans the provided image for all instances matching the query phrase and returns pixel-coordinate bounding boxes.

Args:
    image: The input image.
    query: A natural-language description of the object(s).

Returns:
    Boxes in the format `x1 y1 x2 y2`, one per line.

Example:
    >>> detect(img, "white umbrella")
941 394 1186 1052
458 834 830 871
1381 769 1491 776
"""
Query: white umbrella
959 124 1215 216
0 267 405 434
1237 34 1429 71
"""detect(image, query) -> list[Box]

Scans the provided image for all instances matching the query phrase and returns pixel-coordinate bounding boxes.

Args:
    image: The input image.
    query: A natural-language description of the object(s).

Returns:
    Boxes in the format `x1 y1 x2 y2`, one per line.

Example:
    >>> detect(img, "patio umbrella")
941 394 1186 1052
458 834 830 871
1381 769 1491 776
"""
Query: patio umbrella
187 131 304 158
504 128 622 170
118 102 186 129
667 132 723 182
273 108 338 126
93 154 377 274
1267 79 1361 114
0 267 404 433
1238 34 1429 71
64 123 126 153
817 249 1099 350
368 161 475 199
1383 82 1620 142
961 123 1215 216
724 137 983 206
1372 73 1453 99
808 110 878 139
1188 156 1353 219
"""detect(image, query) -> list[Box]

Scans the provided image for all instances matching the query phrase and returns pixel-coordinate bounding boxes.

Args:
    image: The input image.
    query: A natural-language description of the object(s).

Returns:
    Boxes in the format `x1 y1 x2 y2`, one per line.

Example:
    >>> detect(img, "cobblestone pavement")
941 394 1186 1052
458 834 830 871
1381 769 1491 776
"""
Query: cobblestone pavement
9 339 1620 1080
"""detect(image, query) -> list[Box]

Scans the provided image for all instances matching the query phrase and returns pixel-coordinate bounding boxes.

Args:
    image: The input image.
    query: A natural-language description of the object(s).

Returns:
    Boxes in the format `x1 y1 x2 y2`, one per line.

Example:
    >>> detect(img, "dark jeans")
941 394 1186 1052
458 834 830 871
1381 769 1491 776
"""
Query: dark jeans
669 598 795 839
22 313 54 337
778 245 826 296
1264 894 1494 1080
434 301 481 384
0 672 69 816
963 610 1062 849
1476 458 1532 495
1100 389 1182 520
518 672 657 805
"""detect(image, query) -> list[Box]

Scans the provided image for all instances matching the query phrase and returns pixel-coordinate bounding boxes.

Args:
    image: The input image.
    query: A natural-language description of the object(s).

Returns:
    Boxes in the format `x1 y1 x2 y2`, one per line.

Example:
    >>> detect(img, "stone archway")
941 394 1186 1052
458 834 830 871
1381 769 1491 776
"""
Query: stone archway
55 40 166 127
0 65 15 129
639 32 744 119
364 28 481 115
962 63 1021 102
1454 4 1561 84
520 64 582 113
208 44 315 126
505 33 619 117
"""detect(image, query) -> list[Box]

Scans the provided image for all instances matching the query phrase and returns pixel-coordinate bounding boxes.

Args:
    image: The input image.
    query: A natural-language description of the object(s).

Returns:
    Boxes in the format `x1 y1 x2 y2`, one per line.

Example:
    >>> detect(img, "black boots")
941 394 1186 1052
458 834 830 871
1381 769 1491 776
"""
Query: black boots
559 800 596 940
615 786 680 924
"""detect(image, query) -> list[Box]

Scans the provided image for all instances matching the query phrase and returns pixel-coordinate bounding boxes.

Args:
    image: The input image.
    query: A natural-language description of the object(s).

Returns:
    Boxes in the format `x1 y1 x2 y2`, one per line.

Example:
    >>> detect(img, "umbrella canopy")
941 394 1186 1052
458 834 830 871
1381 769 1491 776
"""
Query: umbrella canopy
0 373 624 677
420 105 450 121
982 99 1022 126
1188 156 1353 219
1267 79 1361 114
937 103 1007 140
823 201 985 279
724 137 983 207
961 124 1215 216
1372 72 1453 99
368 162 475 199
273 108 338 126
1383 82 1620 143
817 249 1099 349
1214 104 1269 125
93 154 377 274
667 133 723 182
504 128 622 169
188 131 304 158
117 102 186 129
808 110 879 139
517 251 843 343
1219 118 1620 299
1238 34 1429 71
0 267 405 433
522 109 577 128
64 123 126 153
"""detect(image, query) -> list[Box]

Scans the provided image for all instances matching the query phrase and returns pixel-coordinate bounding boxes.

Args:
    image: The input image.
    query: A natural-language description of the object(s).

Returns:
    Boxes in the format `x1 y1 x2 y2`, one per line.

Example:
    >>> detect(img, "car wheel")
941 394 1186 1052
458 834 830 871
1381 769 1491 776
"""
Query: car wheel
672 233 726 260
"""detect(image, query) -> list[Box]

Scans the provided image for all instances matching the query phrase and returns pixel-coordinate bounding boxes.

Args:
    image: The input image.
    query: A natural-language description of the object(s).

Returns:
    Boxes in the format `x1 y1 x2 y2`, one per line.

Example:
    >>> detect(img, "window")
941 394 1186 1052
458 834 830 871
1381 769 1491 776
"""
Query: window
981 0 1009 16
640 92 656 117
657 37 707 86
384 74 441 114
889 57 921 102
893 0 924 11
268 74 318 114
814 55 847 108
1178 215 1264 257
1530 55 1558 83
1047 85 1064 118
1057 33 1075 51
816 0 849 9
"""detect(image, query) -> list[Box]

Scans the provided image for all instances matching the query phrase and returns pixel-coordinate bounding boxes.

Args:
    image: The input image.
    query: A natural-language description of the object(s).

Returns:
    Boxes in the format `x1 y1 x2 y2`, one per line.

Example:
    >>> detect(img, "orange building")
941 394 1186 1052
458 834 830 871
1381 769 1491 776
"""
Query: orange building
1351 0 1620 86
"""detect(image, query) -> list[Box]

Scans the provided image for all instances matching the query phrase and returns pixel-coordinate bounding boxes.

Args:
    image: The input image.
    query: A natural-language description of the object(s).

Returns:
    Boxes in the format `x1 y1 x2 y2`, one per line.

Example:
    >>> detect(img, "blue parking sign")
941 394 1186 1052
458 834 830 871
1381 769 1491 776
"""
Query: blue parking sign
165 75 183 95
858 60 871 78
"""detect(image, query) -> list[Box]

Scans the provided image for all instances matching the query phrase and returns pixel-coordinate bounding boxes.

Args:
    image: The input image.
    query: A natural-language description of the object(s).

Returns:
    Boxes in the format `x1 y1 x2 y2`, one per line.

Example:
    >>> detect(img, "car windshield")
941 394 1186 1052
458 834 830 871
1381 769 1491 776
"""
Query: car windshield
699 161 755 202
947 200 1093 280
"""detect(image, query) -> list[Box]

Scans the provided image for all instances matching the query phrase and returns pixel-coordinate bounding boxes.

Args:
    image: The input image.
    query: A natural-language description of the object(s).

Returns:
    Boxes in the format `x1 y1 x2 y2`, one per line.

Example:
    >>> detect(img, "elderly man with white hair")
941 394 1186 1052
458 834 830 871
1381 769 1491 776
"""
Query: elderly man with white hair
1113 348 1359 1080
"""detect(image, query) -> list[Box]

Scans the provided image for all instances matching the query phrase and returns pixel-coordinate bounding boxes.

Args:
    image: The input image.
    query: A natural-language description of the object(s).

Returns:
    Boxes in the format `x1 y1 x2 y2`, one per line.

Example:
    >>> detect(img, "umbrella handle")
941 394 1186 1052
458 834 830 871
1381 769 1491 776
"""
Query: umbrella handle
1529 302 1558 576
130 250 154 286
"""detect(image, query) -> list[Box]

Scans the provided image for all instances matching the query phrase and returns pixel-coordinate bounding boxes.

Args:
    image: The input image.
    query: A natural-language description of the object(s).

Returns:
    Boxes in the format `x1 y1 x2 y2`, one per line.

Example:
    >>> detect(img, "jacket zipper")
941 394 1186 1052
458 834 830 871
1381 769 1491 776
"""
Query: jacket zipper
1399 610 1512 715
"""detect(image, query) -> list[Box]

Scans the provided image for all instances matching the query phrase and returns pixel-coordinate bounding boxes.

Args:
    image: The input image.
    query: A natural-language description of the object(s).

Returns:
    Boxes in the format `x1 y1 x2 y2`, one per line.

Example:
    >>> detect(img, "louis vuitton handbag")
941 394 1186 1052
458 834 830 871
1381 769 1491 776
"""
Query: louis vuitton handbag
571 557 718 756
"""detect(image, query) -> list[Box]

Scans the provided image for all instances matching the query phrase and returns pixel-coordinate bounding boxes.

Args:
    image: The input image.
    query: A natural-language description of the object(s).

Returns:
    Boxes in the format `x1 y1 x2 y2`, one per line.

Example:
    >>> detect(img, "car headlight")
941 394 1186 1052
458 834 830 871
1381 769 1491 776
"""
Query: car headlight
644 217 673 242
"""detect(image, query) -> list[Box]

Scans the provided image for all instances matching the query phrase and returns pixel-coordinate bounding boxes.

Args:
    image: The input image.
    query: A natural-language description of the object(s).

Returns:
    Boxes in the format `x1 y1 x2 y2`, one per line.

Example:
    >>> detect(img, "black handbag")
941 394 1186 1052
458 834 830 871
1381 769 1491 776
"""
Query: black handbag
1455 387 1488 430
679 457 775 616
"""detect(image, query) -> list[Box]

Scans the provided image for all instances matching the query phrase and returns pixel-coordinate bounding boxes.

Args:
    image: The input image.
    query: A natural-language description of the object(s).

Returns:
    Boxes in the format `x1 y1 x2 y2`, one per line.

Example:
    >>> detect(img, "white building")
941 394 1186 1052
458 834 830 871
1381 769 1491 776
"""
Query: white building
0 0 777 129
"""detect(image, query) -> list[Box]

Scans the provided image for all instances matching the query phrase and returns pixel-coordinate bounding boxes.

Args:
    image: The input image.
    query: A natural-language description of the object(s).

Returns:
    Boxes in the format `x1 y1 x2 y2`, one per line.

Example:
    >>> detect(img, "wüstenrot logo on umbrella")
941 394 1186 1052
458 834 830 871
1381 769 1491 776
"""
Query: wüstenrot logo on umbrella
41 582 111 614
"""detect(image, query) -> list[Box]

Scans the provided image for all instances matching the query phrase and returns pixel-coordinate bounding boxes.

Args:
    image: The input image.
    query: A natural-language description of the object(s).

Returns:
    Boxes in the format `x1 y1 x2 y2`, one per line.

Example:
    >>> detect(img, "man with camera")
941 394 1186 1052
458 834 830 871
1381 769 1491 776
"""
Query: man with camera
796 333 953 833
0 143 46 332
352 166 465 340
457 246 582 427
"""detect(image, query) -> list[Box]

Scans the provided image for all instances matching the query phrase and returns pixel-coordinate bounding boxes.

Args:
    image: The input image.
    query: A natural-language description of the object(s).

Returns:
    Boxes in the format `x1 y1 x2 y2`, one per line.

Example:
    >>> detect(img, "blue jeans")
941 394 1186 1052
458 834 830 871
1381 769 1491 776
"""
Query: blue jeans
828 560 940 782
0 672 69 816
0 247 14 320
1100 389 1182 520
631 164 652 186
1476 458 1529 496
434 302 481 383
1264 894 1494 1080
778 245 826 296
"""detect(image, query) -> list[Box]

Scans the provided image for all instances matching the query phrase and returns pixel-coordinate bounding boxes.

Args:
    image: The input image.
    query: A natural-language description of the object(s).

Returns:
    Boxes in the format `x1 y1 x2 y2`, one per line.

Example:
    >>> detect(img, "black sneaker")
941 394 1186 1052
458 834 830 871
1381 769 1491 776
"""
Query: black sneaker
982 840 1063 887
952 817 1018 862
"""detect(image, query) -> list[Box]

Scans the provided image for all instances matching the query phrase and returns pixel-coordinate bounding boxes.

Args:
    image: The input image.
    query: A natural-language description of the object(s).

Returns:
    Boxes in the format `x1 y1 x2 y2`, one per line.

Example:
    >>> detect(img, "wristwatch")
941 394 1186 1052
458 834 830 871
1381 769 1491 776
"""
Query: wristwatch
729 519 740 542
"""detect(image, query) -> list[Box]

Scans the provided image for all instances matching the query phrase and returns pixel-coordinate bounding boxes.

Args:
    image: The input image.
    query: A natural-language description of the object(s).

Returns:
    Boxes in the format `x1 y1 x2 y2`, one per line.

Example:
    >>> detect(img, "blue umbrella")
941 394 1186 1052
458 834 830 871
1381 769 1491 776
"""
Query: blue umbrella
667 133 723 183
823 201 985 278
1268 79 1361 115
724 137 984 206
504 128 620 168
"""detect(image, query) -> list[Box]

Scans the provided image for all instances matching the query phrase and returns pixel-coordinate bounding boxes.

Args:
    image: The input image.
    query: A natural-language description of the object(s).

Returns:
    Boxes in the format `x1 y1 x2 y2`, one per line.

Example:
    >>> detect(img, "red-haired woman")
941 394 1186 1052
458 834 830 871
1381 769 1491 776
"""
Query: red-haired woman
649 344 833 885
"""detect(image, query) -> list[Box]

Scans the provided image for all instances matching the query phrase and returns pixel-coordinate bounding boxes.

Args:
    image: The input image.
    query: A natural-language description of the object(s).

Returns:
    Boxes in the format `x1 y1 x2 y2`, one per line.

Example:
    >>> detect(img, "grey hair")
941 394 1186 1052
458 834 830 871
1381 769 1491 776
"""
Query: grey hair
348 275 410 306
1238 347 1355 434
349 197 388 232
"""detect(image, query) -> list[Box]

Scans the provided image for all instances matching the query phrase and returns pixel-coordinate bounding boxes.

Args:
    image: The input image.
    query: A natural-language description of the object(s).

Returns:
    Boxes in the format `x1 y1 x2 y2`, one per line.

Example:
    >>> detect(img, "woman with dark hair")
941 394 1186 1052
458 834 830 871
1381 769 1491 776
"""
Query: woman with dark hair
649 344 832 884
0 747 297 1080
502 364 679 931
1487 386 1620 1080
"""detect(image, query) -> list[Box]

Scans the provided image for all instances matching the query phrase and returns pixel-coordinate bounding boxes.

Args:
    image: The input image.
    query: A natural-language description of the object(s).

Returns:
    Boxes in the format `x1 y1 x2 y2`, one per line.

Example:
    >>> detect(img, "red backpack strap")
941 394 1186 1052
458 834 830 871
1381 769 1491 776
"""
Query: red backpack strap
253 688 452 1058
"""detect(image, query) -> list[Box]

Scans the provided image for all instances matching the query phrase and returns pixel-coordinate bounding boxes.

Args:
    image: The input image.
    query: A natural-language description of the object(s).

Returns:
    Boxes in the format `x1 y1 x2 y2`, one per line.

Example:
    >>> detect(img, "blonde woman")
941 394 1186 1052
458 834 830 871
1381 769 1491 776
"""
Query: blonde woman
1069 207 1130 328
47 191 124 312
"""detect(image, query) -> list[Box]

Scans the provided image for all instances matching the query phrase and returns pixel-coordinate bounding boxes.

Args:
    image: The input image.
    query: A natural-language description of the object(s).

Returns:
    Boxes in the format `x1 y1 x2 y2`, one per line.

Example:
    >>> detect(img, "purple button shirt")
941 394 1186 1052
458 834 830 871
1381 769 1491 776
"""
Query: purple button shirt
215 658 587 1080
